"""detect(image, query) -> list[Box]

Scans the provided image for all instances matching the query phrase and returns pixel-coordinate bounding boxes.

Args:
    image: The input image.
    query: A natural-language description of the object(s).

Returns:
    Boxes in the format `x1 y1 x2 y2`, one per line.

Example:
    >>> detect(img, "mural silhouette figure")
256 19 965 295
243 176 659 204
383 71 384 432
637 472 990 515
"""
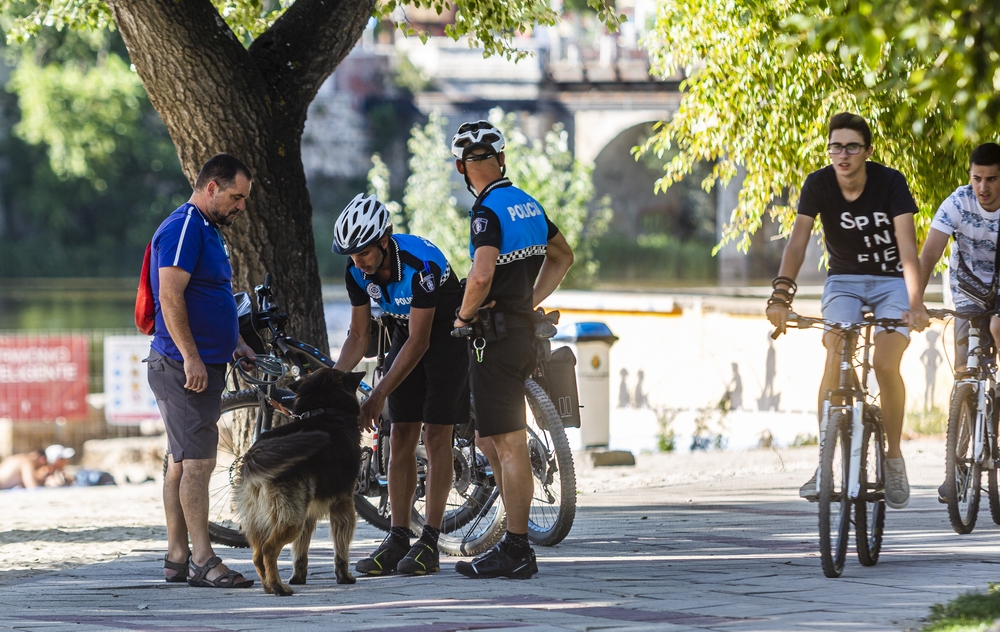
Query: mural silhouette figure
920 330 942 411
725 362 743 411
633 369 649 409
757 336 781 411
617 368 632 408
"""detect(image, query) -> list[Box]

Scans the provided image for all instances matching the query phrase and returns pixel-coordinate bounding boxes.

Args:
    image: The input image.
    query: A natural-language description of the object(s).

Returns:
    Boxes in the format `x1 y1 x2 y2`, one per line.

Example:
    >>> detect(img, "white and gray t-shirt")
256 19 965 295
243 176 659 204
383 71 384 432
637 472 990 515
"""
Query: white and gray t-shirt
930 184 1000 309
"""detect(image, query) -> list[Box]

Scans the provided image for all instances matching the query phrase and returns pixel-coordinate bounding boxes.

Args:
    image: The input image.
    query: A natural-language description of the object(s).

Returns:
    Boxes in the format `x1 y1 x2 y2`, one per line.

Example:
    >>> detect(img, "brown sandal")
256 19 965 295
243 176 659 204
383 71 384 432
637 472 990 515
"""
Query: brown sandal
164 553 190 583
187 555 254 588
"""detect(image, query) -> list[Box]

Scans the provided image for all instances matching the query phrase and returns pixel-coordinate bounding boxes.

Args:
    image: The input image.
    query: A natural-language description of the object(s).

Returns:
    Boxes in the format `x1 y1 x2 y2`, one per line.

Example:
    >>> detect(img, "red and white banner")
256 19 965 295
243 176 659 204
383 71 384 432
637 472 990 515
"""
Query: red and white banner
0 334 90 421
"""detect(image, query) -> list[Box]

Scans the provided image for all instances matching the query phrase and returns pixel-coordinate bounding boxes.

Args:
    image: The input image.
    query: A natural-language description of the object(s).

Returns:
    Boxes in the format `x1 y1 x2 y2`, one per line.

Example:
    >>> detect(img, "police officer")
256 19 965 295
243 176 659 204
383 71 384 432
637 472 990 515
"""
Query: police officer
332 193 469 576
450 121 575 579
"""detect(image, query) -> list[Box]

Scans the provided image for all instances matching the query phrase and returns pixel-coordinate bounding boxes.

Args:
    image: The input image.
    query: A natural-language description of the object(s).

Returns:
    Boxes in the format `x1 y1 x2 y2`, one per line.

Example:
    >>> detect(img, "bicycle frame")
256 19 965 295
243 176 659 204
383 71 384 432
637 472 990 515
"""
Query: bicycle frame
967 317 1000 469
781 313 902 503
931 309 1000 469
818 325 870 501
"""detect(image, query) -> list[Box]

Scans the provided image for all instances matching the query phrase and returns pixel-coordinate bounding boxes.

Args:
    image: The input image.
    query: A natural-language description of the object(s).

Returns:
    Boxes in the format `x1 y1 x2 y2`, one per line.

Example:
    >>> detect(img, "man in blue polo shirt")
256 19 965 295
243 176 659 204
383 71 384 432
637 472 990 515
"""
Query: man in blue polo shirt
147 153 256 589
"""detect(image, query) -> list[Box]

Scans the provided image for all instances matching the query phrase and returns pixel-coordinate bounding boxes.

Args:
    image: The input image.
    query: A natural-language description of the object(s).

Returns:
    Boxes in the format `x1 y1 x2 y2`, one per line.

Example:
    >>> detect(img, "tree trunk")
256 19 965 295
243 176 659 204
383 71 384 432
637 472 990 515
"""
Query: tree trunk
107 0 374 352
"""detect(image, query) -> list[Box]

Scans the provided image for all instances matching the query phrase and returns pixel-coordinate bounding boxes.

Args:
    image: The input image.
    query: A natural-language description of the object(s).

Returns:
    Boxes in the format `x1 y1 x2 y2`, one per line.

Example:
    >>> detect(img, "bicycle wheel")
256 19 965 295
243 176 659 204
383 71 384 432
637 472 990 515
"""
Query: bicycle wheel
354 428 393 532
946 383 981 534
205 388 270 548
855 406 885 567
819 411 850 578
524 379 577 546
435 419 507 557
353 417 506 557
986 402 1000 525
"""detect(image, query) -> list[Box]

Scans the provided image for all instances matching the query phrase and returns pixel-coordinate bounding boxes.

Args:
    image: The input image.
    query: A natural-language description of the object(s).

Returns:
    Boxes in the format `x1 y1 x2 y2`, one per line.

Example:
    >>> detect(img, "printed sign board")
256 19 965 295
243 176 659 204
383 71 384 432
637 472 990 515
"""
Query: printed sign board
0 334 90 421
104 336 160 425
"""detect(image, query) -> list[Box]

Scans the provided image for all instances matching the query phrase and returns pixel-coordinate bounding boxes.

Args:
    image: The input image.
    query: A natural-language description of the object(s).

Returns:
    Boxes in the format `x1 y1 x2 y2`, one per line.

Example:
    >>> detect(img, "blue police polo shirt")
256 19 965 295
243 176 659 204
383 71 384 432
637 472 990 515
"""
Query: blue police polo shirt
150 203 239 364
345 234 462 325
469 179 559 317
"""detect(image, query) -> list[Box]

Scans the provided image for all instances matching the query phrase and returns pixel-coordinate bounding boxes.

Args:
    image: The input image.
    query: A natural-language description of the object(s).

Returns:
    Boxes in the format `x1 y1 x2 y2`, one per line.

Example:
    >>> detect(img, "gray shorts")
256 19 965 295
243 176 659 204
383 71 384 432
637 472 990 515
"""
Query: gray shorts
821 275 910 340
145 349 226 462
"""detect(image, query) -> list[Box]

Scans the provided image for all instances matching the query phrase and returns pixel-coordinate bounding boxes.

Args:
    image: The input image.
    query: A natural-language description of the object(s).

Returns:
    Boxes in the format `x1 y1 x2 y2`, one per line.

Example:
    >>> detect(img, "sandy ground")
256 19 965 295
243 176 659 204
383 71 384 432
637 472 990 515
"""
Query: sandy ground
0 437 947 588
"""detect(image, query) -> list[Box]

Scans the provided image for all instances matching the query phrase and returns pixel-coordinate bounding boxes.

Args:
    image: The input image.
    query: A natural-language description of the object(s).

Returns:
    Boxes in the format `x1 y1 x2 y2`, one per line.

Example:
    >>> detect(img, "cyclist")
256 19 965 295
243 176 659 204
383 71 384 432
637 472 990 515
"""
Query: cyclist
766 112 928 509
331 193 469 576
449 120 574 579
916 142 1000 502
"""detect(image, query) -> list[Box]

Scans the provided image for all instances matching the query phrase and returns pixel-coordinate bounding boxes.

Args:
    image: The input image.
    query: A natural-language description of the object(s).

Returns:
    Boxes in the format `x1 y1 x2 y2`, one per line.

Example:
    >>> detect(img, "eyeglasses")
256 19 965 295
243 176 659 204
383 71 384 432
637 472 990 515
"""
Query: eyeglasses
827 143 867 156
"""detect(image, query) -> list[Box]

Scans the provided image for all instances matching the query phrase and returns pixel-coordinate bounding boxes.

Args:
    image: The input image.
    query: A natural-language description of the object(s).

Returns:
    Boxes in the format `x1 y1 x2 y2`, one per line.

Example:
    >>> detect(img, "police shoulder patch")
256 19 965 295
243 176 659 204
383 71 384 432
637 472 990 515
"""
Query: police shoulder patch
472 217 488 235
419 273 436 293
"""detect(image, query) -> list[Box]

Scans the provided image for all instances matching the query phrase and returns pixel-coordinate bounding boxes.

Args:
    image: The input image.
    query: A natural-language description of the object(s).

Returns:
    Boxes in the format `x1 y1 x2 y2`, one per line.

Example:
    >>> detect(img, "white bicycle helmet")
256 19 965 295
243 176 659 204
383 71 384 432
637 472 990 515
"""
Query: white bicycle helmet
451 120 505 160
332 193 390 255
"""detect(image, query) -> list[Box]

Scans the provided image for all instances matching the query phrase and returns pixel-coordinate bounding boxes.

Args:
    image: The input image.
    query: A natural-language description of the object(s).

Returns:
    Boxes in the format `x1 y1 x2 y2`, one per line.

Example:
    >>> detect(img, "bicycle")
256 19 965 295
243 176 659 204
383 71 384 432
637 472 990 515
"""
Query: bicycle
206 274 576 554
772 312 905 578
927 308 1000 534
359 308 579 549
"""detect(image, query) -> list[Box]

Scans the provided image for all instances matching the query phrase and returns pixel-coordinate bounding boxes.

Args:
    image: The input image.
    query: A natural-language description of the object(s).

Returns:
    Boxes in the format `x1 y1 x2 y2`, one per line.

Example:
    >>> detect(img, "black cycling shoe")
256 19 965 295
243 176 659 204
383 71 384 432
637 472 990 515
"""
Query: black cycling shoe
454 544 537 579
356 536 409 575
938 482 948 504
397 540 440 575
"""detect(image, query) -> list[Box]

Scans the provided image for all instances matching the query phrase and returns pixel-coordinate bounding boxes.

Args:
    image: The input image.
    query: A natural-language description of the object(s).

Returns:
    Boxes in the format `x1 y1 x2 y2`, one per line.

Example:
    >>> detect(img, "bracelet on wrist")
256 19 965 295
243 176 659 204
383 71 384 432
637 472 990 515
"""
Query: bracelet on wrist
455 309 474 324
772 276 798 296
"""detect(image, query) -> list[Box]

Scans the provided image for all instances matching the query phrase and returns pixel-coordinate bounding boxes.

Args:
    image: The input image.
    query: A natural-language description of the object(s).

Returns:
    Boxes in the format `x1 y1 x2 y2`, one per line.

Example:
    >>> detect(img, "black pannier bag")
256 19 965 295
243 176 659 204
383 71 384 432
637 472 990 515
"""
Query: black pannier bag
536 346 581 428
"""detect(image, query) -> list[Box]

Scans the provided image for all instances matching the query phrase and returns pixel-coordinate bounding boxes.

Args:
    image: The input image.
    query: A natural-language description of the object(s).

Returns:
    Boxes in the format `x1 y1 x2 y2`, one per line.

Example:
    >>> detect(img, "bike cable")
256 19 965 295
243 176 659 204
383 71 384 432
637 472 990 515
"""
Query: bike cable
230 354 286 389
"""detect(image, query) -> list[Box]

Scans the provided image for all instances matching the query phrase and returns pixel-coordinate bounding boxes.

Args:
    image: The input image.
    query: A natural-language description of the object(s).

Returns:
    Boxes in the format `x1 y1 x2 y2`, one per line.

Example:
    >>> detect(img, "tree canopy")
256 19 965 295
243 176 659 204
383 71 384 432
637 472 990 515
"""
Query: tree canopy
368 109 611 287
642 0 996 256
0 0 620 351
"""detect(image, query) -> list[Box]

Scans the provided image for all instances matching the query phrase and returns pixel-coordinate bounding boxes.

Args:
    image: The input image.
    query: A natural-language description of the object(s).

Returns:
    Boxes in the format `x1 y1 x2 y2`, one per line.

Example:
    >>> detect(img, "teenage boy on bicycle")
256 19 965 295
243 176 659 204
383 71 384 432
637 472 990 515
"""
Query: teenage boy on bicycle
766 112 929 509
332 193 469 576
916 142 1000 502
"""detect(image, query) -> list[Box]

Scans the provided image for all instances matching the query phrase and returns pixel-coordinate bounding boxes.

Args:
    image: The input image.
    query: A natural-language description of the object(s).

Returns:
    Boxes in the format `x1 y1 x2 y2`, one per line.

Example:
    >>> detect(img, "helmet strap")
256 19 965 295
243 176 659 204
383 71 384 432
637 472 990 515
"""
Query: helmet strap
460 152 503 197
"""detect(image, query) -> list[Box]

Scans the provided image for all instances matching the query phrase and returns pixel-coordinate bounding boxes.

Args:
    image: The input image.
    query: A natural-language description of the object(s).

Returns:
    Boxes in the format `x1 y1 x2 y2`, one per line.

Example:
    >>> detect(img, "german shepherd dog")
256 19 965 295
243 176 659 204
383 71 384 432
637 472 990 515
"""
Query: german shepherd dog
234 368 364 595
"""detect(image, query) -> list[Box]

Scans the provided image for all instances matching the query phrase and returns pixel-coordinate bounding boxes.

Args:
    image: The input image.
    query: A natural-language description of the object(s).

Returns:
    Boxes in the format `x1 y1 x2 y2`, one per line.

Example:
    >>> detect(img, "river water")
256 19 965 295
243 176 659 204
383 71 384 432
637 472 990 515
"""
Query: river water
0 279 354 346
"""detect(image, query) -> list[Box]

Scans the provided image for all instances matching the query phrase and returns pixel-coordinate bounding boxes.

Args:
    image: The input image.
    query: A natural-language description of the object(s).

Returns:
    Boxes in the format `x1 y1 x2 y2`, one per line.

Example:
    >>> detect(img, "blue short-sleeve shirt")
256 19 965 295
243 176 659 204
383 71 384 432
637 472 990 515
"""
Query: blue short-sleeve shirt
150 203 238 364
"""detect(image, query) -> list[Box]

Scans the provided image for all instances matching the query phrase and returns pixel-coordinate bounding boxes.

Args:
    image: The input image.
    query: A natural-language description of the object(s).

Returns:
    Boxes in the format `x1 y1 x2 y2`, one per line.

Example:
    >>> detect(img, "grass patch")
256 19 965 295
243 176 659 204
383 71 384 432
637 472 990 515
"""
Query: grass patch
924 583 1000 631
907 406 947 437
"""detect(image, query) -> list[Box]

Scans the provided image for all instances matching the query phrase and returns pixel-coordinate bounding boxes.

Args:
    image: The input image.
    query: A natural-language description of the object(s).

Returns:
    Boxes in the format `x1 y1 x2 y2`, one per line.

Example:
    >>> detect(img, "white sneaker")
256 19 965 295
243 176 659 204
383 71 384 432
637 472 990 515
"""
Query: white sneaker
885 458 910 509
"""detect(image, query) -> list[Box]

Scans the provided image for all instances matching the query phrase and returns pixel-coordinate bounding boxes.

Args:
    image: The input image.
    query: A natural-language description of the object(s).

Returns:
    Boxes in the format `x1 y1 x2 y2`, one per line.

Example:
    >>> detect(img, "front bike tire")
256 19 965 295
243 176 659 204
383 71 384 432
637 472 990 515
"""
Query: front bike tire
986 403 1000 525
819 411 850 578
524 379 577 546
354 428 393 532
946 384 981 534
855 406 885 567
206 389 267 548
434 417 507 557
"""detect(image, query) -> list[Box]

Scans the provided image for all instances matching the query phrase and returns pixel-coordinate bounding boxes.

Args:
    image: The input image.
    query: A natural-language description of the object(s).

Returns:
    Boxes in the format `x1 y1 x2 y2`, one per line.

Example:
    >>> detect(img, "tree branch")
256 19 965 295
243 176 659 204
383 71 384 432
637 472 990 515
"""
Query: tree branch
108 0 271 183
250 0 376 116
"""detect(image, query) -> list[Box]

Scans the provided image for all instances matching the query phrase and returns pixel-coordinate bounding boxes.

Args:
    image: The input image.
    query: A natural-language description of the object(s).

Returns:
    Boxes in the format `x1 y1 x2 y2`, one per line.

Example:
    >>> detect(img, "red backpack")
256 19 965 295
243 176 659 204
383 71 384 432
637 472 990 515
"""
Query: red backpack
134 242 156 335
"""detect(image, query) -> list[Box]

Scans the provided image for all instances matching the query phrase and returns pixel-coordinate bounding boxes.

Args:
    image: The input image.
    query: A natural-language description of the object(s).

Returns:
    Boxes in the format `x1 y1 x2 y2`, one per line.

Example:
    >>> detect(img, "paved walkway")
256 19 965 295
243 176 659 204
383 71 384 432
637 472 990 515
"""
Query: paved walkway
2 439 998 631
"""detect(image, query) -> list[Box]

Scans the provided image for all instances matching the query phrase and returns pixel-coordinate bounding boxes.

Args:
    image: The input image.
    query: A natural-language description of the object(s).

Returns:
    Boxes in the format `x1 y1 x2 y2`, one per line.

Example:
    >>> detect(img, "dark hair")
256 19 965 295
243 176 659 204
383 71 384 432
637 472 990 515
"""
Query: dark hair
970 143 1000 170
194 153 253 191
828 112 872 147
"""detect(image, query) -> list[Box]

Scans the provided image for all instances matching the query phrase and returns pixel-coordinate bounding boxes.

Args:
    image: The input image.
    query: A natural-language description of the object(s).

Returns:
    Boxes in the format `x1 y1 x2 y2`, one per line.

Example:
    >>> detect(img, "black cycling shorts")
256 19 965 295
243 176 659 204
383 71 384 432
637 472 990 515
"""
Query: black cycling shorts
469 328 536 438
383 320 469 425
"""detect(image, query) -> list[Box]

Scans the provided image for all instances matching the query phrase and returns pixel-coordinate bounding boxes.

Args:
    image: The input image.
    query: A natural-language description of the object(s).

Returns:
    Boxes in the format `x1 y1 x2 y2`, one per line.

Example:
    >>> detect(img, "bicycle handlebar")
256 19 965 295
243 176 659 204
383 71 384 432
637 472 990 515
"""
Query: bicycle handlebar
771 313 909 339
928 307 1000 321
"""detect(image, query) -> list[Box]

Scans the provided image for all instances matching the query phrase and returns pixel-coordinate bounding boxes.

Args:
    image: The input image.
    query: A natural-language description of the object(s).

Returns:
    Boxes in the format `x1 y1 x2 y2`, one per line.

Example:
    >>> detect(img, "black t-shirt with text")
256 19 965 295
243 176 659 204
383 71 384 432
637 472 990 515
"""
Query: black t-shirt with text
797 162 917 277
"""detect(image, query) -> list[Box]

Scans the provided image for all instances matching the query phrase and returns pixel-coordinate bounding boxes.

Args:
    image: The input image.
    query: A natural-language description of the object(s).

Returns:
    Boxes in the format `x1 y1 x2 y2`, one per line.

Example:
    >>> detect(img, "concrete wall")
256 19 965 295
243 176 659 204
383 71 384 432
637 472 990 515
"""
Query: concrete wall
542 290 953 455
